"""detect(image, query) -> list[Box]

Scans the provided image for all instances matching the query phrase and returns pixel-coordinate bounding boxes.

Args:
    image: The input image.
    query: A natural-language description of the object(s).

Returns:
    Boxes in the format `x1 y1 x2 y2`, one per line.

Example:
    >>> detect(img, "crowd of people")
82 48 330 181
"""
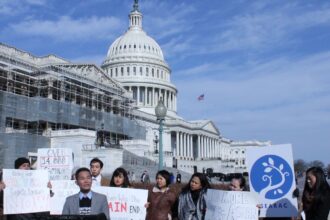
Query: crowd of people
0 156 329 220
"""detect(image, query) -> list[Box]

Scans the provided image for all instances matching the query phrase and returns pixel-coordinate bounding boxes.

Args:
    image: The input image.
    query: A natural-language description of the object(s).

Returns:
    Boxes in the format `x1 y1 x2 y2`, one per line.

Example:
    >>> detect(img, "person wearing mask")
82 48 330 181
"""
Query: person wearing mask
62 167 110 220
145 170 176 220
302 166 330 220
90 158 110 186
178 172 210 220
109 167 131 188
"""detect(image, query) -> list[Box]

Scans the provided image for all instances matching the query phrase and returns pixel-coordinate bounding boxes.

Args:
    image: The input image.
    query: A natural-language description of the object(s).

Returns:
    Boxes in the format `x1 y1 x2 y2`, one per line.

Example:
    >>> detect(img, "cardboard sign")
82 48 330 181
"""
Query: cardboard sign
37 148 73 180
205 189 259 220
246 144 298 217
50 180 79 215
93 186 148 220
3 169 50 214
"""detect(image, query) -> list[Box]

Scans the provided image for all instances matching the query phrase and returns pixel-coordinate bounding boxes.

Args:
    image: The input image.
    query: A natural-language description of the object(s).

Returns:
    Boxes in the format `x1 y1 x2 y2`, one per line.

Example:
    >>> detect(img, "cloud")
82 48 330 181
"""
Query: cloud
175 51 330 162
0 0 46 15
7 16 124 42
142 1 195 39
161 2 330 60
177 51 330 113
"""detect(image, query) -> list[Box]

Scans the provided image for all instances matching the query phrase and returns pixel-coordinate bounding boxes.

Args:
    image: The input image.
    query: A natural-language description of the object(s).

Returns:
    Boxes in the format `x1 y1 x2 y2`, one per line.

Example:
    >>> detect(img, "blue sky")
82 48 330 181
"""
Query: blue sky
1 0 330 164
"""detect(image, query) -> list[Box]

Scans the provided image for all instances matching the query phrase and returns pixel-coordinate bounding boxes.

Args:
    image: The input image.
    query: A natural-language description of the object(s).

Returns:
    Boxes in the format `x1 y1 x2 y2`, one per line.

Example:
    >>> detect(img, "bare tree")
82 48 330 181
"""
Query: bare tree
308 160 325 169
294 159 307 175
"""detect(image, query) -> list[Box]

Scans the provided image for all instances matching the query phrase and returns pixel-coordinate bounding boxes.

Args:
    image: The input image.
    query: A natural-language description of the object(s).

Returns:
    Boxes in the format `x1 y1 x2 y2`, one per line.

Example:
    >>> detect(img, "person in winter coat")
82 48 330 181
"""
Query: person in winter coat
178 172 210 220
146 170 176 220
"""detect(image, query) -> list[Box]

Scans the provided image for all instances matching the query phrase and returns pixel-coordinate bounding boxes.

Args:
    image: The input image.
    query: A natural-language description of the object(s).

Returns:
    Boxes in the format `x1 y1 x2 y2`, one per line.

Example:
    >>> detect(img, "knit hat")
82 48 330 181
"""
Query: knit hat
14 157 30 169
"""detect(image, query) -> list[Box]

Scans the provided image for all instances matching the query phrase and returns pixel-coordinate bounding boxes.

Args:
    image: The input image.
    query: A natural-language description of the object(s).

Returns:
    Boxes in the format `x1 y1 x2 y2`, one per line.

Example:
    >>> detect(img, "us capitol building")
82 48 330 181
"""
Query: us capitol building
0 1 270 174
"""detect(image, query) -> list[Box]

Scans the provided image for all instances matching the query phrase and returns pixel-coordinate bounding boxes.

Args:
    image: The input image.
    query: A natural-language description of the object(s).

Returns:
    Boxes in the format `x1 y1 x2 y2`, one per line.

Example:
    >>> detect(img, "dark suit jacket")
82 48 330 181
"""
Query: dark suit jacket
62 191 110 220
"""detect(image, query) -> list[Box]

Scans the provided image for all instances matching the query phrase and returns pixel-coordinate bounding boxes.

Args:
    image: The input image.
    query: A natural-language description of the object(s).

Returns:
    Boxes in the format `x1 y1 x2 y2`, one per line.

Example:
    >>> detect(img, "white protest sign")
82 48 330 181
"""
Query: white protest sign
50 180 79 215
246 144 298 217
3 169 50 214
93 186 148 220
37 148 73 180
205 189 258 220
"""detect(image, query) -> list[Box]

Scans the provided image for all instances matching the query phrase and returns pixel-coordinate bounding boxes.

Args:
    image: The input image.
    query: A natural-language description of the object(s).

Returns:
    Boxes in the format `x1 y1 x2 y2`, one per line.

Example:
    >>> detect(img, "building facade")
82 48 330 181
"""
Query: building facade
0 1 270 173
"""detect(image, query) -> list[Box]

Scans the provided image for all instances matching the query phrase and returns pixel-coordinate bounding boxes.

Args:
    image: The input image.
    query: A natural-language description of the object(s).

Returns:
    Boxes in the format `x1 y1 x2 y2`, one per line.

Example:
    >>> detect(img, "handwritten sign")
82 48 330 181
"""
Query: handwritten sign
50 180 79 215
205 189 258 220
93 186 148 220
37 148 73 180
3 169 50 214
246 144 298 217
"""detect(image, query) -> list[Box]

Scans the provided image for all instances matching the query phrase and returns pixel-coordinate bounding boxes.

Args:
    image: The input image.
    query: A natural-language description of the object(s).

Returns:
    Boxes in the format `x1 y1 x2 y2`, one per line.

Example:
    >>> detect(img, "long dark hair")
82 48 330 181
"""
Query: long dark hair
182 172 210 193
110 167 131 188
302 166 330 214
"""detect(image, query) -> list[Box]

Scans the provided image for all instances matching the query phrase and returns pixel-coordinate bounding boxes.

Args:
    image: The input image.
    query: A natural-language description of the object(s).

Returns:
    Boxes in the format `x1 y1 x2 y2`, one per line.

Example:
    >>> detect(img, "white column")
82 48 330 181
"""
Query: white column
210 139 213 158
202 136 205 159
145 87 147 105
190 135 193 158
207 138 210 158
182 132 187 157
180 132 183 157
197 135 201 159
213 139 215 158
175 95 177 111
176 132 179 157
164 90 168 107
188 134 191 158
151 87 154 106
170 92 173 110
205 137 208 158
137 86 140 105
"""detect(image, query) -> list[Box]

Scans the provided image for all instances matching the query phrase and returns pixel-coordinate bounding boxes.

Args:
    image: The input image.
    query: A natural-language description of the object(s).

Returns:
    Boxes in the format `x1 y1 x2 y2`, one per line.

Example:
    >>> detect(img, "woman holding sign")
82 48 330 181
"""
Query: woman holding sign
178 172 210 220
302 166 330 220
145 170 176 220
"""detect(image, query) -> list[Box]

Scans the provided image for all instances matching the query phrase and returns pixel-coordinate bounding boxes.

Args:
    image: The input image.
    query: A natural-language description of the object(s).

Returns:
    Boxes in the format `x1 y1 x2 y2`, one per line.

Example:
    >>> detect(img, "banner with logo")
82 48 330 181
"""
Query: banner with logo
93 186 148 220
246 144 298 217
3 169 50 214
205 189 259 220
37 148 73 180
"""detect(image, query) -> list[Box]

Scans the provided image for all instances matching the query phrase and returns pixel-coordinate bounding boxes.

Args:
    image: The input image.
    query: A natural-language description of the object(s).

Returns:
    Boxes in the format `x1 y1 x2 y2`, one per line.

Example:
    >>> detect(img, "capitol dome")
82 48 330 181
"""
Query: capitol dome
101 0 178 117
106 25 165 62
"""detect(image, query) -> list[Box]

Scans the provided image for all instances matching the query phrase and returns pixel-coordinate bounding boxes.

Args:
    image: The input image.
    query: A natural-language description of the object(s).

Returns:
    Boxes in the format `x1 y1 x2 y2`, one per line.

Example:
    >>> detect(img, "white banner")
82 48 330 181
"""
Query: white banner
93 186 148 220
50 180 79 215
246 144 298 217
3 169 50 214
37 148 73 180
205 189 259 220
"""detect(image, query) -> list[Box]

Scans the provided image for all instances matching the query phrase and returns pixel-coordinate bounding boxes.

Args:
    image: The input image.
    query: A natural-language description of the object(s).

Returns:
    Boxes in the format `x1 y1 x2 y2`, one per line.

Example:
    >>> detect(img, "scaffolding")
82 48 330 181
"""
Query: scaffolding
0 44 146 168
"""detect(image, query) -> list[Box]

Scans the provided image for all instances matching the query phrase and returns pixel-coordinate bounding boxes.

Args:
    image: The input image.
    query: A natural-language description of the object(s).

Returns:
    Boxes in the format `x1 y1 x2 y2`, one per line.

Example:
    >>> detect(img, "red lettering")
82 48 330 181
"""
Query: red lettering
108 201 127 212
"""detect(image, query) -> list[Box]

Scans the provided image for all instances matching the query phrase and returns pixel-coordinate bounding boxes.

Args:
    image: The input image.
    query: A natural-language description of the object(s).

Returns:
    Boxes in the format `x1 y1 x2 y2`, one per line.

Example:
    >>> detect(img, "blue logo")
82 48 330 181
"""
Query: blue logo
250 155 293 200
